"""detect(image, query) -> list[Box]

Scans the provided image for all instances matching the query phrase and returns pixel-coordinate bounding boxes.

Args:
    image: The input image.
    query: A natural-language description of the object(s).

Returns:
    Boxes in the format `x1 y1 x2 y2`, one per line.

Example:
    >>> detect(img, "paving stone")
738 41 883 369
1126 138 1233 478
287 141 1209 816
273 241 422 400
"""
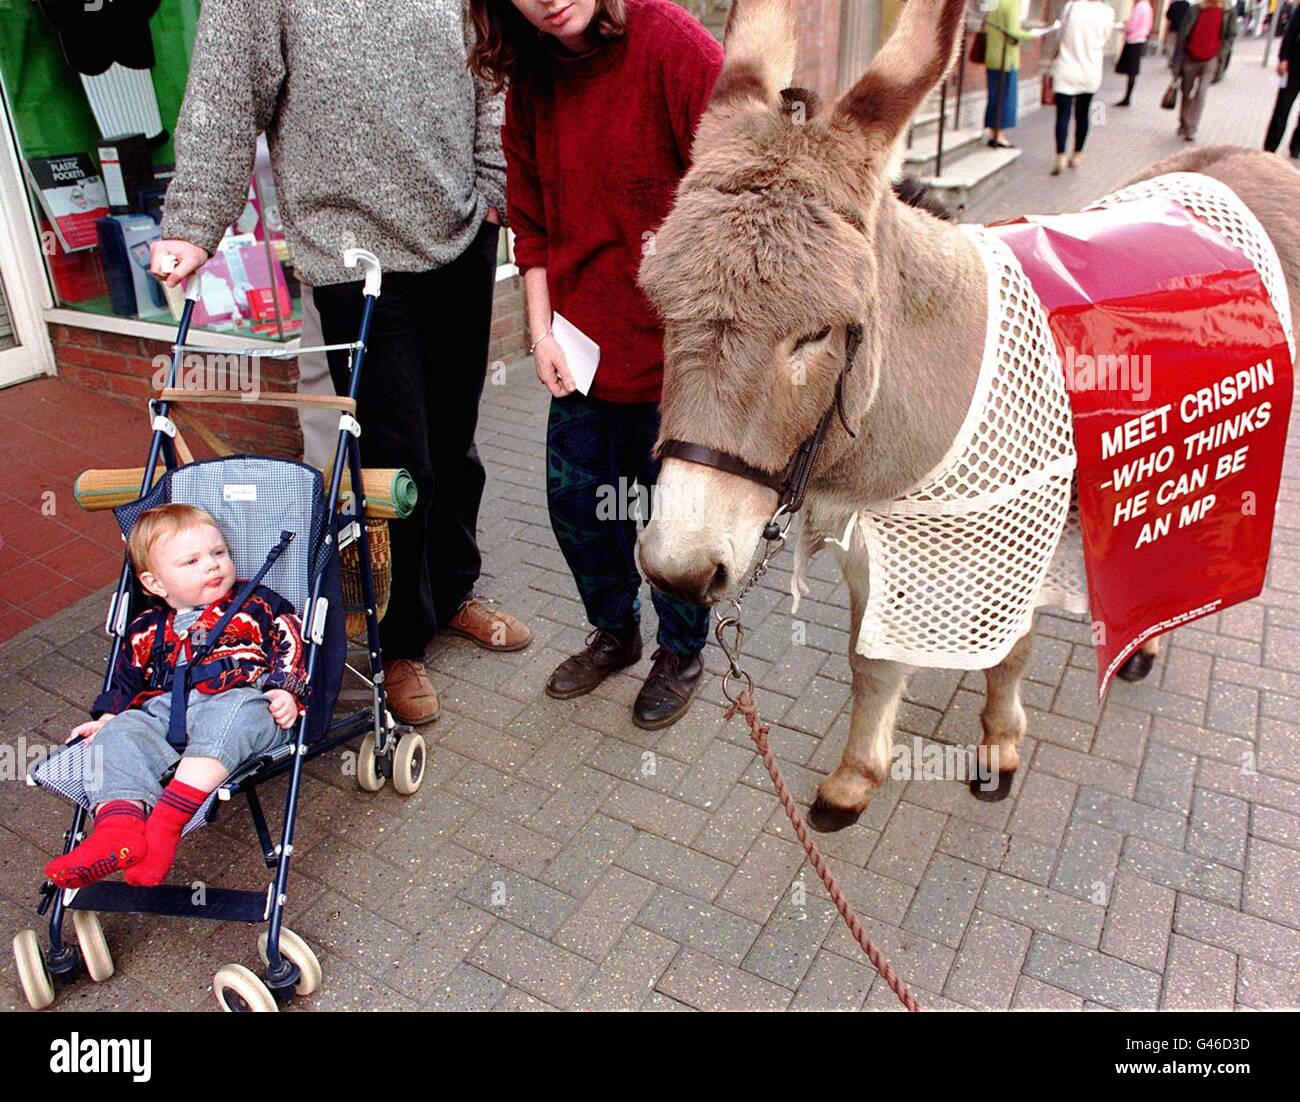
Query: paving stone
467 921 596 1009
715 833 807 923
943 911 1031 1010
1134 742 1197 815
540 814 636 899
824 913 955 994
789 949 876 1011
1236 957 1300 1010
1198 756 1300 815
1033 743 1137 799
1174 896 1300 972
1100 872 1176 973
1159 644 1213 701
673 739 756 811
868 801 947 887
1011 975 1085 1010
655 946 793 1012
1243 837 1300 929
423 963 507 1012
552 866 658 961
456 863 578 939
902 854 985 949
525 764 618 843
1259 717 1300 783
1092 703 1150 768
1250 804 1300 851
1024 932 1161 1010
937 818 1009 870
1119 837 1242 910
979 872 1105 948
1051 820 1122 902
1073 786 1187 849
570 926 680 1011
1187 788 1249 869
1206 681 1259 738
600 780 710 846
1000 834 1058 886
808 861 916 928
742 894 838 989
636 885 762 966
1007 769 1077 847
451 808 564 879
694 783 779 865
1161 935 1236 1010
615 832 735 903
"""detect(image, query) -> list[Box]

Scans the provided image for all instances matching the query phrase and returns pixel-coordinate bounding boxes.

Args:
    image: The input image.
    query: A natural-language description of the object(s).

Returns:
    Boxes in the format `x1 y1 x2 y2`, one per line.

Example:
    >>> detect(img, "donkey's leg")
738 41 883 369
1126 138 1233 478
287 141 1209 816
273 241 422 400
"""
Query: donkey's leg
810 654 912 833
973 628 1033 803
1116 635 1161 683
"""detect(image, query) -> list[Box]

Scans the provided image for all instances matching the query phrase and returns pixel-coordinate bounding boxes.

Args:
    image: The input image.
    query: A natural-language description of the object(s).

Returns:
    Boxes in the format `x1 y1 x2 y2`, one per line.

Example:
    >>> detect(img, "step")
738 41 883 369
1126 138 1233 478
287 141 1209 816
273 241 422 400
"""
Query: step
904 127 985 173
919 145 1023 211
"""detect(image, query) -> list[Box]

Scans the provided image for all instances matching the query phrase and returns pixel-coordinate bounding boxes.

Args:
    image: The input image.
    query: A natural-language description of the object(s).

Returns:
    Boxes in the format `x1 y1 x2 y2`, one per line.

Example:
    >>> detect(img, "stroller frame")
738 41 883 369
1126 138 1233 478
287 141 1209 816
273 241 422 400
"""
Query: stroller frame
21 250 412 1010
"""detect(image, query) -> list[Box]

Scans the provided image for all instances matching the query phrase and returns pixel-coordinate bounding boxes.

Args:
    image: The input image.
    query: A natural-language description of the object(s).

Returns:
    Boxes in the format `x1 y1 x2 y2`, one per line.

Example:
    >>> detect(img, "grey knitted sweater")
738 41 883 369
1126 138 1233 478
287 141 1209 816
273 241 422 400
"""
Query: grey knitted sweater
161 0 507 287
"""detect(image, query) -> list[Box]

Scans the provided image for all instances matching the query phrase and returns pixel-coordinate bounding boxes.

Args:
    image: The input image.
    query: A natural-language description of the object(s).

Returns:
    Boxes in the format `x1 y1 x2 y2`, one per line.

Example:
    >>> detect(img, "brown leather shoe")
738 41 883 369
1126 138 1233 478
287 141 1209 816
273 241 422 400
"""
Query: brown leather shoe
384 659 440 725
545 628 642 700
446 598 532 652
633 648 703 731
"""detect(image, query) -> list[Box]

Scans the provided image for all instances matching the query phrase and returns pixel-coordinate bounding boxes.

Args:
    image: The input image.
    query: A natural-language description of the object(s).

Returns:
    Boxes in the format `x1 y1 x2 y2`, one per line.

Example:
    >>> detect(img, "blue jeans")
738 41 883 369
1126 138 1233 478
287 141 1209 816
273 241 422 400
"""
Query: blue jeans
546 392 710 657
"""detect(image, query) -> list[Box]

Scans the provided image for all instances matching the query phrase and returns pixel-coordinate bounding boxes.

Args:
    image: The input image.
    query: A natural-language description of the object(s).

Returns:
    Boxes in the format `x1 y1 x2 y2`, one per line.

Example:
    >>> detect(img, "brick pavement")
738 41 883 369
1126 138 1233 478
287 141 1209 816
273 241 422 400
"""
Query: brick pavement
2 35 1298 1013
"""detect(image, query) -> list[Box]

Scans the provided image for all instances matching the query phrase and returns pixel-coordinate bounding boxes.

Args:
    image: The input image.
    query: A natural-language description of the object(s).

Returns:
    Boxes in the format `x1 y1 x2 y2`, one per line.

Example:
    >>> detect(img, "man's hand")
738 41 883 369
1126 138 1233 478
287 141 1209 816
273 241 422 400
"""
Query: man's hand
149 240 210 287
68 717 110 744
533 334 577 398
1280 59 1289 78
485 206 501 226
264 689 300 730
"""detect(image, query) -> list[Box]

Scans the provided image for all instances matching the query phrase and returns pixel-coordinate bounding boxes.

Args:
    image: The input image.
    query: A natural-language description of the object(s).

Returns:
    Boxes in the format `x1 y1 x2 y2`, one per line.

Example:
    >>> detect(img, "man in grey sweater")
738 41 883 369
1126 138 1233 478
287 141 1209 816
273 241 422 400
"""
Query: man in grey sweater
152 0 532 724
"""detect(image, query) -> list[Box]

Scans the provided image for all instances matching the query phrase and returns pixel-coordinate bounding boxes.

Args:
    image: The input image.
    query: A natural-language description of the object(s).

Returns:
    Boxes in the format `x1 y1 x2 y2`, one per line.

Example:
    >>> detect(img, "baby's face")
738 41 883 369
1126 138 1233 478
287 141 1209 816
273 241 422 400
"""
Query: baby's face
141 523 236 610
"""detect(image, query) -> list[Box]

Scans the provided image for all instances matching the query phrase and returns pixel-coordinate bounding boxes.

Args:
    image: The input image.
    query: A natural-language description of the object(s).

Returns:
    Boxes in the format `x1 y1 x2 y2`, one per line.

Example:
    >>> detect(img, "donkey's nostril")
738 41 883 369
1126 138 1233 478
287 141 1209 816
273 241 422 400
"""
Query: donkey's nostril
707 562 729 598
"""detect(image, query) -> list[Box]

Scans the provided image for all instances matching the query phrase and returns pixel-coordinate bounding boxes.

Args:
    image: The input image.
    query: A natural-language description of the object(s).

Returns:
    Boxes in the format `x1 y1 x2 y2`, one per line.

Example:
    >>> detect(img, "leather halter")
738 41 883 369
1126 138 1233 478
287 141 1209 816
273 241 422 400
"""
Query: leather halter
658 324 865 539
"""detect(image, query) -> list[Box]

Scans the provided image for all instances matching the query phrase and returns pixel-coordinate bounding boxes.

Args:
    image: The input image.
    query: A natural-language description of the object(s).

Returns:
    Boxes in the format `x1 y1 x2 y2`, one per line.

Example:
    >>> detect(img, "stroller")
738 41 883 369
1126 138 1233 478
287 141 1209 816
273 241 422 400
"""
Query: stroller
12 249 424 1012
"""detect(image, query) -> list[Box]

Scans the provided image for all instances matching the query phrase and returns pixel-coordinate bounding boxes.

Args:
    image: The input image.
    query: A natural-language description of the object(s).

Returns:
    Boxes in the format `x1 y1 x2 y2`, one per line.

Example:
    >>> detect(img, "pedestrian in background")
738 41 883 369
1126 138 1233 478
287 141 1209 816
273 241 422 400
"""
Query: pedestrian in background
1167 0 1191 47
1116 0 1155 105
1051 0 1120 174
1174 0 1238 140
1264 0 1300 156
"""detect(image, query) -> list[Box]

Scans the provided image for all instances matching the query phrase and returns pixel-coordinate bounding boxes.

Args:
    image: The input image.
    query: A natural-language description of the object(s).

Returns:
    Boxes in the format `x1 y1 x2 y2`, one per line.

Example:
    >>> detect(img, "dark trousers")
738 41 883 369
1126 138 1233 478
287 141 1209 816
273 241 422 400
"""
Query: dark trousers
1054 91 1094 154
546 391 710 658
1264 67 1300 156
313 220 499 660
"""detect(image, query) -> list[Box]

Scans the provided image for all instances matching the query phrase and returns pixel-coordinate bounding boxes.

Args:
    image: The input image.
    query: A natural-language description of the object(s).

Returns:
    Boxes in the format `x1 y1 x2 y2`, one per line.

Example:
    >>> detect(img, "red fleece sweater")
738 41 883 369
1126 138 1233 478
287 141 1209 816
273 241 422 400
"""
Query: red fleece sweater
502 0 722 404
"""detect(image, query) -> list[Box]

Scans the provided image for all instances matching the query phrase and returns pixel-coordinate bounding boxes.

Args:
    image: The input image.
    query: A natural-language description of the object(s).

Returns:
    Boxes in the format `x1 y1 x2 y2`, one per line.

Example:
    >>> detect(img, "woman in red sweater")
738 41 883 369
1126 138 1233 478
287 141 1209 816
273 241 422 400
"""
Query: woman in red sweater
470 0 722 729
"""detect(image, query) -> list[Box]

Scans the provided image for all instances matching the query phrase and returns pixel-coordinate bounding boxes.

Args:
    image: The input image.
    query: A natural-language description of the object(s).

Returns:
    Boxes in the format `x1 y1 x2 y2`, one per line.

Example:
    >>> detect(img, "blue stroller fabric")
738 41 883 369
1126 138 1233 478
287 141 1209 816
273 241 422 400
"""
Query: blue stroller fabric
31 456 347 836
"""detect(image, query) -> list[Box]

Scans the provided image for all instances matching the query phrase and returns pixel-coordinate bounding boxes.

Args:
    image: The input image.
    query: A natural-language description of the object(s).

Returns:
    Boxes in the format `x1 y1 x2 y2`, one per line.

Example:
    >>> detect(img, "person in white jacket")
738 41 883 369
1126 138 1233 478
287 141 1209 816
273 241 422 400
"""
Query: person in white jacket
1051 0 1123 174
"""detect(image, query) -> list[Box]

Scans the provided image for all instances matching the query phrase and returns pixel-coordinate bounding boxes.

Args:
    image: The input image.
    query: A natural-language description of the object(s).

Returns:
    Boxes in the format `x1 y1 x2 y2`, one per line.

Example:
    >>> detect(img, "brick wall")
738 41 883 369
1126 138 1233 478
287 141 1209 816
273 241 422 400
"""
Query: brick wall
48 274 530 459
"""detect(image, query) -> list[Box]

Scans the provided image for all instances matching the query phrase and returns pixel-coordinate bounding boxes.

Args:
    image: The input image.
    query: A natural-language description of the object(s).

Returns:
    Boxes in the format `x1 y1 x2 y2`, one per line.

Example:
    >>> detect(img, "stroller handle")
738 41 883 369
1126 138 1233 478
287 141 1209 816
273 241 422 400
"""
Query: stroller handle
343 249 383 298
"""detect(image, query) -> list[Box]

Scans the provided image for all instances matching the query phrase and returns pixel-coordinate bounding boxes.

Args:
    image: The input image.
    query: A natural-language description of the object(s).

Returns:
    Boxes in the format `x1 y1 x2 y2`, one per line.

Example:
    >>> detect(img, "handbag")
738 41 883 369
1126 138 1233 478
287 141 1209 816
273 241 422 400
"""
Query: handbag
970 20 987 65
1160 76 1179 109
1041 73 1056 106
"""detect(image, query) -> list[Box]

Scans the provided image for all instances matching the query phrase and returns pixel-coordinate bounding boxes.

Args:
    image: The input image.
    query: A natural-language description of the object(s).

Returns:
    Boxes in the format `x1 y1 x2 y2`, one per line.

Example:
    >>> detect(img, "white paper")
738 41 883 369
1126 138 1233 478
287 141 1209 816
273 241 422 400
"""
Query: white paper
552 312 601 396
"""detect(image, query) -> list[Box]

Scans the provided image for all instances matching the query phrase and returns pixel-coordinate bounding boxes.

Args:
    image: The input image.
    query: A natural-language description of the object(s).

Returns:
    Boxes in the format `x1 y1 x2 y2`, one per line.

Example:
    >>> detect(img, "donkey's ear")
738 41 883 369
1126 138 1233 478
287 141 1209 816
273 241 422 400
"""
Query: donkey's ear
832 0 967 148
708 0 799 109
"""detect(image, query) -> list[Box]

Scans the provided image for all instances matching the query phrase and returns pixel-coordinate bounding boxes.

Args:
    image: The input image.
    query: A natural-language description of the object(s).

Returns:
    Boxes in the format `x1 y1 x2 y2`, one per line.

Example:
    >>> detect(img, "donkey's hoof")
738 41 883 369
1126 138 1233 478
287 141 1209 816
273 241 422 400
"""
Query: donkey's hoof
808 795 864 833
970 770 1016 802
1116 650 1156 683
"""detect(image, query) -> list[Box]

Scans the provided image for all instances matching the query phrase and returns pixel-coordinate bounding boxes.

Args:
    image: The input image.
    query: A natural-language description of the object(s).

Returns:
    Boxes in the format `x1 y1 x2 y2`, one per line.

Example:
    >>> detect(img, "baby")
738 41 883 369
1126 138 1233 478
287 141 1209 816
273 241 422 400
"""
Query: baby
45 504 308 890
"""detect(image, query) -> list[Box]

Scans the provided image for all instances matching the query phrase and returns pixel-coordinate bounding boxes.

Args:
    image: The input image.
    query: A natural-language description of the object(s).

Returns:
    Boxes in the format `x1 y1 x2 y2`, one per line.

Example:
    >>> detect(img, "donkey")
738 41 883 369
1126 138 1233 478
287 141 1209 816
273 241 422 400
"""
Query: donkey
636 0 1300 831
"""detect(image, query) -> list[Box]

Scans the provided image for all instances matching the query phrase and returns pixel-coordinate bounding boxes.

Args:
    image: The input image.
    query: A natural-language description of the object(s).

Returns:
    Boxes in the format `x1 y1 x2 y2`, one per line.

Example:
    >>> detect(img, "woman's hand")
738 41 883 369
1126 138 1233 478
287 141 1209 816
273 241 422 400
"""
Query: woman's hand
263 689 300 730
68 717 110 744
534 334 578 398
149 240 209 287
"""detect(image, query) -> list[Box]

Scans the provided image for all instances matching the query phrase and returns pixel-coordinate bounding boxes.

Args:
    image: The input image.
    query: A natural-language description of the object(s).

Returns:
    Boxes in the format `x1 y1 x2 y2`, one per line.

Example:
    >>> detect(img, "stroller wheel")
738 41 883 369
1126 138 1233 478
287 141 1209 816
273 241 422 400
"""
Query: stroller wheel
393 731 426 796
71 911 114 983
356 733 385 792
213 963 279 1012
13 930 56 1010
257 927 322 997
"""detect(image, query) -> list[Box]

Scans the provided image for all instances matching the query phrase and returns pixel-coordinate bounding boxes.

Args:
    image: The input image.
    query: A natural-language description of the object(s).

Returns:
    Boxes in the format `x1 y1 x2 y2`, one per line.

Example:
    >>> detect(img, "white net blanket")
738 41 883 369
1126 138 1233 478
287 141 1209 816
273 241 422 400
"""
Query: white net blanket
838 172 1292 670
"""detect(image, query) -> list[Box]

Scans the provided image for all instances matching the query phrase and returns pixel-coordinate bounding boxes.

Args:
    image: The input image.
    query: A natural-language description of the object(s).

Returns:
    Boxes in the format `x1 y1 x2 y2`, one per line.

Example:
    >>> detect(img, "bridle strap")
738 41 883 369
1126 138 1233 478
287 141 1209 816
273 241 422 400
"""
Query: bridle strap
656 441 788 494
658 323 865 525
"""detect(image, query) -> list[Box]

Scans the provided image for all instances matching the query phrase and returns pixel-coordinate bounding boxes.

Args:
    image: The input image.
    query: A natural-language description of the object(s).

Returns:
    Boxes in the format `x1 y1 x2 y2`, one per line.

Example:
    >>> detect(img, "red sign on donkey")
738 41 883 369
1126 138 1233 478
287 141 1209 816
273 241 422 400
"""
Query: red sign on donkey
990 198 1293 695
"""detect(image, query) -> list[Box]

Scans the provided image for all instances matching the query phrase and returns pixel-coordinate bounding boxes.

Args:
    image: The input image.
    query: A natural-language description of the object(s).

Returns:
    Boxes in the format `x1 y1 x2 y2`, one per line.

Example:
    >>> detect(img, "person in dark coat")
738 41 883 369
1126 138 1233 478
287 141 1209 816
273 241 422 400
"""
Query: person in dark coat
1264 2 1300 156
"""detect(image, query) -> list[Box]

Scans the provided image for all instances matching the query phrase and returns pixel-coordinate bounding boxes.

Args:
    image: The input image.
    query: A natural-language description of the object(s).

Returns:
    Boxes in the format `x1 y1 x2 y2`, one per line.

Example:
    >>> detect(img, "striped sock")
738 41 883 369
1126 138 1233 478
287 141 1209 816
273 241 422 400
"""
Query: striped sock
123 780 206 887
44 801 147 889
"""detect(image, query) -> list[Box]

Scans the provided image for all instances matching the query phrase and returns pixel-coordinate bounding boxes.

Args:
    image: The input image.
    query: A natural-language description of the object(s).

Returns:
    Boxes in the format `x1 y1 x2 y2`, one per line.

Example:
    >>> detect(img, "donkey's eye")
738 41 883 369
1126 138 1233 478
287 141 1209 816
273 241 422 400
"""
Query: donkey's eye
795 327 832 350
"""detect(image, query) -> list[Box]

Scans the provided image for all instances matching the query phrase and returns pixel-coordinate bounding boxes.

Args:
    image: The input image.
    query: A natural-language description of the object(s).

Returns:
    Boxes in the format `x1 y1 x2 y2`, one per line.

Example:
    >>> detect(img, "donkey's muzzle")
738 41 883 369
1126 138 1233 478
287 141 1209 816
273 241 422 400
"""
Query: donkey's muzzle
637 540 732 607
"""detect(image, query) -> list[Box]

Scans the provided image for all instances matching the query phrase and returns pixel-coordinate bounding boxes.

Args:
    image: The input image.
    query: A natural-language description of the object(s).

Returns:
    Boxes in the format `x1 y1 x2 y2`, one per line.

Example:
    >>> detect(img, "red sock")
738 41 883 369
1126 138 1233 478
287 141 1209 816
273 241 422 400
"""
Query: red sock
44 801 147 889
123 780 207 887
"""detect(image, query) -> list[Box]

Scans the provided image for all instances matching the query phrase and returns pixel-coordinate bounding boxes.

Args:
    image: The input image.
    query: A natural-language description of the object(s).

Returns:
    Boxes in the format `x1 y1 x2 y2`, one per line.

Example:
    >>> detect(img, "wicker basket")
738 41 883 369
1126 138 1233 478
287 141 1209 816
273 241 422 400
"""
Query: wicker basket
341 519 392 641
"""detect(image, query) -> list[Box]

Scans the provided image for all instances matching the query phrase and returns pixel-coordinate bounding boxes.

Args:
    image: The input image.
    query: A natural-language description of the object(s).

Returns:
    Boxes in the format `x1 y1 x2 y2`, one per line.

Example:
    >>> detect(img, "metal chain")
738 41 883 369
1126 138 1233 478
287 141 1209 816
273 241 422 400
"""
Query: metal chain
713 521 921 1012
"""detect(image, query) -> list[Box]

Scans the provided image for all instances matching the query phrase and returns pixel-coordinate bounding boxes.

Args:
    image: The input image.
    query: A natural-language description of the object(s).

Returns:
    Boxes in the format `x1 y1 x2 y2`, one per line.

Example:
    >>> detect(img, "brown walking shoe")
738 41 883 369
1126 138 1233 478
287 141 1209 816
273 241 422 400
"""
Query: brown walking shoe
633 648 703 731
384 659 440 725
446 598 532 652
545 628 642 700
